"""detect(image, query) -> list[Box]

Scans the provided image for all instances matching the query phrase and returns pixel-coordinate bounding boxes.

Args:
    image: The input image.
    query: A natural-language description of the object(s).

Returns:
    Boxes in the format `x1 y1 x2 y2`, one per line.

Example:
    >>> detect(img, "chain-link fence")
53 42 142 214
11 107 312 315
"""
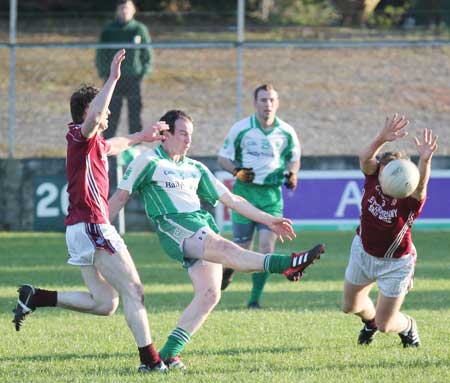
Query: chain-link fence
2 9 450 158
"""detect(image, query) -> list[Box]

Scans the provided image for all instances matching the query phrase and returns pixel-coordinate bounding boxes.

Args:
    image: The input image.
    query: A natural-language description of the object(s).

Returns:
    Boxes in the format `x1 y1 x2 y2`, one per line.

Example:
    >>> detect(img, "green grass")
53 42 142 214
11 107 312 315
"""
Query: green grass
0 231 449 382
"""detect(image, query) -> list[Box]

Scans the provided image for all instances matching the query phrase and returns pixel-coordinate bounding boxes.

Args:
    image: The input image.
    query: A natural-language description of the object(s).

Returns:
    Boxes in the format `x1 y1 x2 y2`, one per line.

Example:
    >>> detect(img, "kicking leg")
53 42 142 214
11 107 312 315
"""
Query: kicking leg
187 230 324 279
221 222 254 291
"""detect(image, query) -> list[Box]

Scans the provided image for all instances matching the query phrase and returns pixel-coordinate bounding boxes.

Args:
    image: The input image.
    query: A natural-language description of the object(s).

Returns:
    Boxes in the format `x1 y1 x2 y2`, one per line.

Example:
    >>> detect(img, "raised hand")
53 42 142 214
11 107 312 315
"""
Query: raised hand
110 49 126 81
413 128 438 161
266 217 296 243
378 113 409 143
138 121 170 142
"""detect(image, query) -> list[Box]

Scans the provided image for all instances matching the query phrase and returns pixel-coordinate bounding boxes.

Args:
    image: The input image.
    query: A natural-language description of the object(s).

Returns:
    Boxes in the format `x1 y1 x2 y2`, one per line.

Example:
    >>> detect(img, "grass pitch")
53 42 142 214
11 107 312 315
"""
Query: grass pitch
0 231 449 382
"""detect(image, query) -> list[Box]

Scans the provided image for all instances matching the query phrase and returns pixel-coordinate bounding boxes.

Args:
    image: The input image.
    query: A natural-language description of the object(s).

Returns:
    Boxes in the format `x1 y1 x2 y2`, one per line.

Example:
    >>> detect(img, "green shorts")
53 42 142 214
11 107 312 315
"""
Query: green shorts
231 180 283 224
153 210 219 268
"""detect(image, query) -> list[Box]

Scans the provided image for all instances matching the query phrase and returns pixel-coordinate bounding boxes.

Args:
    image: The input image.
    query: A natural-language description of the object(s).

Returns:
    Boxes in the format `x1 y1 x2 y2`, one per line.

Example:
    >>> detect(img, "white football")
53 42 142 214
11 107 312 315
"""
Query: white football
380 159 420 199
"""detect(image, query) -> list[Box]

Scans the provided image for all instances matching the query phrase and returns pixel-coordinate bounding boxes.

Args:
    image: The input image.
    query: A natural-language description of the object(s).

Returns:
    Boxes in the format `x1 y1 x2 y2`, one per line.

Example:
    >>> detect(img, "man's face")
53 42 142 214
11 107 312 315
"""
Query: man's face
254 89 279 123
117 1 135 23
164 118 193 156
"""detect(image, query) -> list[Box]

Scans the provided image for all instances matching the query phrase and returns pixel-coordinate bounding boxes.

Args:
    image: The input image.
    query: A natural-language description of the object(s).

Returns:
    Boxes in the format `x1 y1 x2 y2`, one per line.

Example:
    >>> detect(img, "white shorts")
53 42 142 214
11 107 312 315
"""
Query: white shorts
345 235 416 298
65 222 127 266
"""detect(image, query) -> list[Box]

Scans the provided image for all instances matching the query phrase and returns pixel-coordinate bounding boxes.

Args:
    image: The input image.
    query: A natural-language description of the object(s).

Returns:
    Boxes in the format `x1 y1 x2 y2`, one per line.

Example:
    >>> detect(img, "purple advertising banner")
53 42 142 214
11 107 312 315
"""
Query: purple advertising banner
215 170 450 230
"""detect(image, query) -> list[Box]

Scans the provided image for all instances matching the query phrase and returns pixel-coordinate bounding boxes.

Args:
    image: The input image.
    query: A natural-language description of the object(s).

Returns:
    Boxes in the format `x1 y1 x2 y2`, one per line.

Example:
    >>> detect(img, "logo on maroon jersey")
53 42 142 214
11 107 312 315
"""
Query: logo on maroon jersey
367 196 398 223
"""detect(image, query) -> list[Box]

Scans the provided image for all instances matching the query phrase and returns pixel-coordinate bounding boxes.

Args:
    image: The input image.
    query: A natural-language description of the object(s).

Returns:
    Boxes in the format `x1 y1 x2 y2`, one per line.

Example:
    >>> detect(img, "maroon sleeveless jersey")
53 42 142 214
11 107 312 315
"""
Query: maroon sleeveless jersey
64 123 111 225
356 168 425 258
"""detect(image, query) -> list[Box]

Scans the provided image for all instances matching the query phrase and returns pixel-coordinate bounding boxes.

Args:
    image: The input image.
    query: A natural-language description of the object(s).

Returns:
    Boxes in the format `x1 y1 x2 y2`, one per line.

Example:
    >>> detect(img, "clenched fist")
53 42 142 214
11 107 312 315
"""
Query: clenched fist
233 167 255 183
284 171 297 190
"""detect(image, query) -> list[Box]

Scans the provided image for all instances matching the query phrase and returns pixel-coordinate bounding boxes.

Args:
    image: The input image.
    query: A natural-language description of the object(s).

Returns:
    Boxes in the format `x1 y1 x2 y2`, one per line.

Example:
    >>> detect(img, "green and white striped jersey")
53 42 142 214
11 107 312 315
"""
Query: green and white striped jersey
119 145 229 218
218 114 301 186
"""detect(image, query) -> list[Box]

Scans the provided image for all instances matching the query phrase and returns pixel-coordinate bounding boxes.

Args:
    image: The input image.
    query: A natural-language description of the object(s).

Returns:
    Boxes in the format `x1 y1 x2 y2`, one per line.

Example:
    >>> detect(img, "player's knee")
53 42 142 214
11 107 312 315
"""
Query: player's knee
199 287 221 310
96 297 119 316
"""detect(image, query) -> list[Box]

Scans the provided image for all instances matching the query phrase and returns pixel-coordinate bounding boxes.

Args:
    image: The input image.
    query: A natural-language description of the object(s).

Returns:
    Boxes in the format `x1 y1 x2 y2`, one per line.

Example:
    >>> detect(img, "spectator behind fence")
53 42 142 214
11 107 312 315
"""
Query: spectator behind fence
96 0 153 139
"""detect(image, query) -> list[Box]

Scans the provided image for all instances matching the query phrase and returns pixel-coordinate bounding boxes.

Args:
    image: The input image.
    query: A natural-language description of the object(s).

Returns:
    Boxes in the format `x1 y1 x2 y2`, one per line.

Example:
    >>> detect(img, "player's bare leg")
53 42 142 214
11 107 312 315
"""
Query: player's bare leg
369 292 419 347
92 249 151 347
12 260 120 330
56 266 119 315
342 280 378 344
342 280 376 318
13 248 165 371
179 261 222 335
221 238 252 291
159 261 222 370
375 292 419 346
86 249 167 369
202 232 265 271
374 292 408 333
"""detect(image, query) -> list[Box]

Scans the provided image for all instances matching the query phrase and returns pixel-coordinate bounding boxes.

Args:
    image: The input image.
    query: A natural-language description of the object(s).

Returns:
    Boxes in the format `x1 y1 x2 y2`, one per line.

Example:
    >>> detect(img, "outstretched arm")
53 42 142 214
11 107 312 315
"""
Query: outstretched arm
411 128 438 201
109 189 131 222
82 49 125 139
107 121 169 156
359 114 409 175
219 191 296 242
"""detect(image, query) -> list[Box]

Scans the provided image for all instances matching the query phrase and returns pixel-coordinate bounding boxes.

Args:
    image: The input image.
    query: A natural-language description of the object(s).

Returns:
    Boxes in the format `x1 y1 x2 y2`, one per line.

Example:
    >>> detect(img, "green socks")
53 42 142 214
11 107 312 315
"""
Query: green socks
263 254 291 274
248 272 269 305
159 327 191 360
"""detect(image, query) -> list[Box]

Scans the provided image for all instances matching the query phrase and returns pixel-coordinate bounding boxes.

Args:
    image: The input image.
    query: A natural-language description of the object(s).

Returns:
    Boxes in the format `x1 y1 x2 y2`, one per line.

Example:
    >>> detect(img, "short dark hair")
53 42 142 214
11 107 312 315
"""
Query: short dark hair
254 83 276 101
117 0 133 6
159 110 193 134
379 151 408 166
70 85 99 124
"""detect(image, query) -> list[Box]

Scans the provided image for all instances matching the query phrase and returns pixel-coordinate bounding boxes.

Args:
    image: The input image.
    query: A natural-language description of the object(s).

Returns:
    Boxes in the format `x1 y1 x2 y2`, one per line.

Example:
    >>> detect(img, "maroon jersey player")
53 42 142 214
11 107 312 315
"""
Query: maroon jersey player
357 169 425 259
13 50 170 373
342 114 438 348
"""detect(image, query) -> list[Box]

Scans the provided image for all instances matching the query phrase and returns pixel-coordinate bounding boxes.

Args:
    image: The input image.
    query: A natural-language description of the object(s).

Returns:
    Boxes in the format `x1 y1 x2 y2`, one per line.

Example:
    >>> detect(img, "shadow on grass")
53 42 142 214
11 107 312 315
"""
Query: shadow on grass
1 257 448 288
188 344 306 357
0 345 306 364
0 351 133 363
1 289 449 314
184 357 450 376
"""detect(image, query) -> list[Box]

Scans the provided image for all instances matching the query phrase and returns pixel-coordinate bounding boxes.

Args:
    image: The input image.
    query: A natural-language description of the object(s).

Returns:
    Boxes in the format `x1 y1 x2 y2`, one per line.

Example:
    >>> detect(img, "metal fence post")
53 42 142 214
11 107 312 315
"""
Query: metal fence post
8 0 17 158
236 0 245 121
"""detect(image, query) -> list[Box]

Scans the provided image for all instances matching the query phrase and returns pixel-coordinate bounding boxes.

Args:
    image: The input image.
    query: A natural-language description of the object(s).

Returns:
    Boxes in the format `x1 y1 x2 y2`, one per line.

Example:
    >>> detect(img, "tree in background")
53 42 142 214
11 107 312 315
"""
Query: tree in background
409 0 450 26
245 0 338 25
3 0 450 28
332 0 382 25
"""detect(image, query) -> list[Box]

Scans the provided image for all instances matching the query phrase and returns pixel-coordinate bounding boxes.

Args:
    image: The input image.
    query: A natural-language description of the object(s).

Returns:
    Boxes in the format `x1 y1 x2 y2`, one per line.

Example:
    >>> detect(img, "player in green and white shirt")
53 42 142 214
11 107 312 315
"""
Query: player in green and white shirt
218 84 301 309
109 110 324 370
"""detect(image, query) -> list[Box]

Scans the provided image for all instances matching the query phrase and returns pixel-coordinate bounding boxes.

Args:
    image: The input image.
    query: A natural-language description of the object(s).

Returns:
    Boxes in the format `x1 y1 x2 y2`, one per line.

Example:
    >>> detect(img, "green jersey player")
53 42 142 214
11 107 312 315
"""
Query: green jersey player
218 84 301 309
109 109 324 370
